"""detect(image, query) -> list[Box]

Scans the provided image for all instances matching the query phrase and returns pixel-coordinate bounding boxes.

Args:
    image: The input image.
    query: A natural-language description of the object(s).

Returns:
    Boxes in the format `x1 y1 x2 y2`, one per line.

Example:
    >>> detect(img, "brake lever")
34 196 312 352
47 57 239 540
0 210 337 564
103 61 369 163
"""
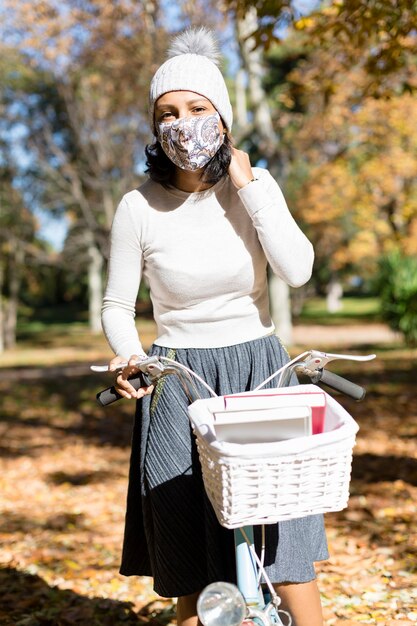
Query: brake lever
141 360 167 382
90 356 160 373
300 350 376 377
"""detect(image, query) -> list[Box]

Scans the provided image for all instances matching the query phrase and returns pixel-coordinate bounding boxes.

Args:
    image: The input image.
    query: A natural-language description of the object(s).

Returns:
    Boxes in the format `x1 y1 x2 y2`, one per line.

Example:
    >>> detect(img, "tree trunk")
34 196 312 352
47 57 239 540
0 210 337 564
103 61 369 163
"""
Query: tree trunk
326 277 343 313
0 263 4 353
4 243 24 350
88 242 104 334
235 67 248 128
236 9 293 344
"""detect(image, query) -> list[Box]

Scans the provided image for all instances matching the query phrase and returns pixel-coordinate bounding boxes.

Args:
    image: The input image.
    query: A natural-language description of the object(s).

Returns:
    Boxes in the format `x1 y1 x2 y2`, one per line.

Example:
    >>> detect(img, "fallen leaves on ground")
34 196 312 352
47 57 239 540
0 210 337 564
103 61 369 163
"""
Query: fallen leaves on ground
0 343 416 625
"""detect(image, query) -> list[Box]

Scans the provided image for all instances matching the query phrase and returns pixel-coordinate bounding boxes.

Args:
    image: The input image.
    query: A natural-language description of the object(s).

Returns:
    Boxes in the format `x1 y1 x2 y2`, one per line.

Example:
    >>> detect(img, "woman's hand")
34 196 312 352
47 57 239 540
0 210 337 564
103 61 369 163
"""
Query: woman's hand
109 354 154 400
228 147 254 189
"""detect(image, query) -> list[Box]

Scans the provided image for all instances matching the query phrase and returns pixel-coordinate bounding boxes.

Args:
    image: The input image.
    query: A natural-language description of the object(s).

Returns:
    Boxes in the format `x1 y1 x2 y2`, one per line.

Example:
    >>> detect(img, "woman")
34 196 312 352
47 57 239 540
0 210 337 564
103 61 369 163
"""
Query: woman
102 27 327 626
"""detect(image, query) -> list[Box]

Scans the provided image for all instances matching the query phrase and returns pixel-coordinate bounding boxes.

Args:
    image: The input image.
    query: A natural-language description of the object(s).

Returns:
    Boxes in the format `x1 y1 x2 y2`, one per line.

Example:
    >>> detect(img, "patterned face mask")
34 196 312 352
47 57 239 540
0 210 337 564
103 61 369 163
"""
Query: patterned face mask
157 112 224 171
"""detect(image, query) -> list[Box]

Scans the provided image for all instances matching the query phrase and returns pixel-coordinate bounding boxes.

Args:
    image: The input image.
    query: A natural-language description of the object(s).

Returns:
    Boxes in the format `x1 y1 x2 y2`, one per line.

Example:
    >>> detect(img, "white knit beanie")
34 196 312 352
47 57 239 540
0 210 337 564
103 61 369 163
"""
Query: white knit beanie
149 27 233 133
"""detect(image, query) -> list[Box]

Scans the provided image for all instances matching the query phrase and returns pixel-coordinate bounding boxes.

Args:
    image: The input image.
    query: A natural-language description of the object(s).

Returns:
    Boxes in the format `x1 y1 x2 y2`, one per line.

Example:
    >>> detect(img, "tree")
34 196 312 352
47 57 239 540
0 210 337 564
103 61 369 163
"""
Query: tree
253 3 417 303
1 0 165 332
0 165 39 351
277 65 417 286
235 7 295 344
228 0 417 96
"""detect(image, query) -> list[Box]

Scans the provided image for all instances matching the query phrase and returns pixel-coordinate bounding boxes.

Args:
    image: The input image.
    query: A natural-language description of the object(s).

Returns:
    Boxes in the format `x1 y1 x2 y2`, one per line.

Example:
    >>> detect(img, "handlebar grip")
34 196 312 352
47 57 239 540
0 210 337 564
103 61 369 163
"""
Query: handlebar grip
312 369 366 401
96 372 152 407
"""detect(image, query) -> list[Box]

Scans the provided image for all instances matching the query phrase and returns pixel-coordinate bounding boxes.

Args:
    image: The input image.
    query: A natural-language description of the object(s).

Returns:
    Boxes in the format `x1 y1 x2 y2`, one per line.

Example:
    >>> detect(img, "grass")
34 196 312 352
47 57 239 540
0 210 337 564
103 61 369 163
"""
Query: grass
298 296 381 325
1 317 156 369
16 296 382 338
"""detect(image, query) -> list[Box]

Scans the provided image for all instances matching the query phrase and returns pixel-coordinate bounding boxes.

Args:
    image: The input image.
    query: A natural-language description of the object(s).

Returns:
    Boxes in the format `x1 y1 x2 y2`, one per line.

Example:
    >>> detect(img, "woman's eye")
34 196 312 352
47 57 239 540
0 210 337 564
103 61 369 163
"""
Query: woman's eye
160 112 174 121
192 106 206 113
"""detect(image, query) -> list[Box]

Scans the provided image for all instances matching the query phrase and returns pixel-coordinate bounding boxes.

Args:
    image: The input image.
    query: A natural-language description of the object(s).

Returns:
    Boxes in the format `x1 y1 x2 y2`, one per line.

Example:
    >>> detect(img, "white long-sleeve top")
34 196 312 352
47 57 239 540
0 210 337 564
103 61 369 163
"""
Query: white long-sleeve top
102 167 314 358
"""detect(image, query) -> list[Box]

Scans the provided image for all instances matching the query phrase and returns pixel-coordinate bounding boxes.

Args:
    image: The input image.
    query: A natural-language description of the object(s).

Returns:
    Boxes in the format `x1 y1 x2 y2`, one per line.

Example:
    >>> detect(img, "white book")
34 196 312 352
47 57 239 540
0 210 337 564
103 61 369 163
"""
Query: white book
223 384 326 434
213 405 312 444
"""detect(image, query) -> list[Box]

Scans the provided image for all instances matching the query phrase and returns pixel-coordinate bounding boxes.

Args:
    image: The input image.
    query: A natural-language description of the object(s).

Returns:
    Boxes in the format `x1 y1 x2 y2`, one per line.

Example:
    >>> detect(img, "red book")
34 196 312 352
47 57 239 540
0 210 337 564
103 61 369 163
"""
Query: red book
223 384 327 434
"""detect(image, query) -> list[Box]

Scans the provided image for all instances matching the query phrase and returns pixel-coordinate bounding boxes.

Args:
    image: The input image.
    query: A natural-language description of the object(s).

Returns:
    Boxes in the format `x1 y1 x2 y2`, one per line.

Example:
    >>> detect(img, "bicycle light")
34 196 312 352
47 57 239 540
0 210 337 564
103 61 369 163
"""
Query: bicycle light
197 582 246 626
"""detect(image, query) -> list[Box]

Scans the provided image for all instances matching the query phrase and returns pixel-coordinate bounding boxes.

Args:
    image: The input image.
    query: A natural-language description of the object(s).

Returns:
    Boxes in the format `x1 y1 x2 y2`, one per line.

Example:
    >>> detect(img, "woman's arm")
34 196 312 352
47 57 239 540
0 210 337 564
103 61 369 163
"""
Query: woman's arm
101 196 147 360
229 149 314 288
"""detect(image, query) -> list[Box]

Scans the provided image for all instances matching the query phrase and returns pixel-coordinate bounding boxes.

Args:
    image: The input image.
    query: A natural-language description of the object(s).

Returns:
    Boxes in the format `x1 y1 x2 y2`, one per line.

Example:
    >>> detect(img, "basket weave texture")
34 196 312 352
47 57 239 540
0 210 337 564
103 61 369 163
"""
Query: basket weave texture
188 391 359 529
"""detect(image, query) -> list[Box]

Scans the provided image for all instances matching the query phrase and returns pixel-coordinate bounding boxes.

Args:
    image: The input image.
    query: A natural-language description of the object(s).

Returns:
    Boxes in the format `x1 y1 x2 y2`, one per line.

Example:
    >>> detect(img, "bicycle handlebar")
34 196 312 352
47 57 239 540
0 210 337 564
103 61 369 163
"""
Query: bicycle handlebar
311 368 366 401
96 372 152 407
93 350 375 407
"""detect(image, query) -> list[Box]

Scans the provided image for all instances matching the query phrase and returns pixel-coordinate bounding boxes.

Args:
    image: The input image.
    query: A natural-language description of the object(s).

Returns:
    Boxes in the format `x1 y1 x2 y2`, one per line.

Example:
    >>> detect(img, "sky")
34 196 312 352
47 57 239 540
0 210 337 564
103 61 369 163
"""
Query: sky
35 210 69 251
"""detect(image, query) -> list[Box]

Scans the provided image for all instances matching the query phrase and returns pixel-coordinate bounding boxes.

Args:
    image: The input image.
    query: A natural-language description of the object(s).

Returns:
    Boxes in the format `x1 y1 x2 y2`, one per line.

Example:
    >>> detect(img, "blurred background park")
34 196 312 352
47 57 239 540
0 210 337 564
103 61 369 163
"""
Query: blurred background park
0 1 416 624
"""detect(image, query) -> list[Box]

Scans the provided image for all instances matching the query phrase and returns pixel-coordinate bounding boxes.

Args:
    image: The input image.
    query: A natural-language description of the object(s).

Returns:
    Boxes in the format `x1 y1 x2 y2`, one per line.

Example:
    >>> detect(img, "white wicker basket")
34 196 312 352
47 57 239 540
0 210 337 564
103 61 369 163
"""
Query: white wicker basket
188 390 359 529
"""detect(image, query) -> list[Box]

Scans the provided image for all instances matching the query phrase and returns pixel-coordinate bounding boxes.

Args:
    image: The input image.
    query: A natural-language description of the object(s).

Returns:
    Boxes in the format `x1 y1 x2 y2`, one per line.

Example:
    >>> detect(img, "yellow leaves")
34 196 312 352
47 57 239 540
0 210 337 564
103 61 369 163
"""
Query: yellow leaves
294 16 315 31
301 161 357 239
108 576 122 592
64 559 82 571
332 247 351 271
402 219 417 255
377 506 397 519
348 230 379 264
355 94 417 154
296 89 417 272
402 200 417 222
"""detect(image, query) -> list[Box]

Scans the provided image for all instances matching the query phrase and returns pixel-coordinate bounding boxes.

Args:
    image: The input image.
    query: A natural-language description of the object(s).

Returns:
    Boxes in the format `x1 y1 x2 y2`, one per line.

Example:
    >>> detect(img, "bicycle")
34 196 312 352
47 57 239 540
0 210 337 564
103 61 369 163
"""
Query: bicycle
92 348 375 626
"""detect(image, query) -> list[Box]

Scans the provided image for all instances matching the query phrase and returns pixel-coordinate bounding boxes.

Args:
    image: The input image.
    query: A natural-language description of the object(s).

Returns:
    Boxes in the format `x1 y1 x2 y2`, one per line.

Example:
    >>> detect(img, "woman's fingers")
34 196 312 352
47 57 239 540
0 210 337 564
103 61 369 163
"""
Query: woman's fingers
228 147 254 189
111 353 154 400
136 385 155 398
115 372 137 399
115 353 140 399
115 375 154 400
108 355 126 371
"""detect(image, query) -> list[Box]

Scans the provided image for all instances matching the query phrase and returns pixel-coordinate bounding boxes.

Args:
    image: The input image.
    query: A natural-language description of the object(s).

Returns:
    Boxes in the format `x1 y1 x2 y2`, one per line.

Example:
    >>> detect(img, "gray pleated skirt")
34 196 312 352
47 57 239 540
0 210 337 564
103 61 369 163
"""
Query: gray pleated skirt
120 335 328 597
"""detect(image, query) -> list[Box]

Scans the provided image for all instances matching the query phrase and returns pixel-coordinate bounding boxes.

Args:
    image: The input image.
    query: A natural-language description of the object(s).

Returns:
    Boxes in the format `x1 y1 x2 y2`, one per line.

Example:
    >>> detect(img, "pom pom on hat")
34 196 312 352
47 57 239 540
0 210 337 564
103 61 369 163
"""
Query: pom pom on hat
149 27 233 132
167 27 220 64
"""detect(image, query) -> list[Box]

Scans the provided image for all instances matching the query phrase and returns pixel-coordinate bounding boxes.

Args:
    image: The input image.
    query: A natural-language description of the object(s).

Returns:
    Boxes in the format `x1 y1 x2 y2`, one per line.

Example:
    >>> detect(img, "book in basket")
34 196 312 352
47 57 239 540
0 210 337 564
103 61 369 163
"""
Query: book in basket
223 383 326 434
212 405 312 444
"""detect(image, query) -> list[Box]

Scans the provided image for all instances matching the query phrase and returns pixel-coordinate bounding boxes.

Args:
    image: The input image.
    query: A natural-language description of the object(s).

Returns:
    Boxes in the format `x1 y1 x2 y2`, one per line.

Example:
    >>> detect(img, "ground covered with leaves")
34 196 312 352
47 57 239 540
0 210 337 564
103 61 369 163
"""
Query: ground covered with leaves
0 322 416 625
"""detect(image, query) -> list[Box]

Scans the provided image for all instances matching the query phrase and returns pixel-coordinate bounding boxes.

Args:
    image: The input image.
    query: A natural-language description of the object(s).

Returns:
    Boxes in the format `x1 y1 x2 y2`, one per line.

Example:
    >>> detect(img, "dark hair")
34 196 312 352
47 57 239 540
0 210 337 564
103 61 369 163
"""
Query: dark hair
145 133 232 187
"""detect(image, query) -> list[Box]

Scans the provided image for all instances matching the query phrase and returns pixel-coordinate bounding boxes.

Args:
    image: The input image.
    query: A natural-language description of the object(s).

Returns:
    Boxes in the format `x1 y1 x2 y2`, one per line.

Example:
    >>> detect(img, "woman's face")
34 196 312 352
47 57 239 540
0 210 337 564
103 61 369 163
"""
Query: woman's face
154 91 224 133
154 90 226 173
